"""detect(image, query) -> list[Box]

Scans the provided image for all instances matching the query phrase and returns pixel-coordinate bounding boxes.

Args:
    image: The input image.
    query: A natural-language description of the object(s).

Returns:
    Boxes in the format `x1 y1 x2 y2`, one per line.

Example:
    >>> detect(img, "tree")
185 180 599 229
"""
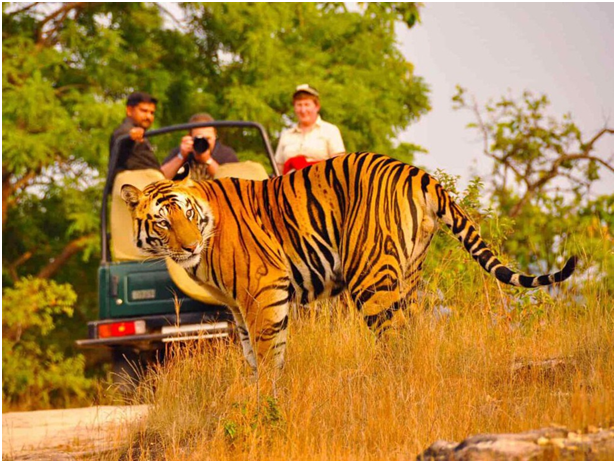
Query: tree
180 3 429 160
452 87 614 274
3 277 94 409
453 87 614 218
3 2 429 283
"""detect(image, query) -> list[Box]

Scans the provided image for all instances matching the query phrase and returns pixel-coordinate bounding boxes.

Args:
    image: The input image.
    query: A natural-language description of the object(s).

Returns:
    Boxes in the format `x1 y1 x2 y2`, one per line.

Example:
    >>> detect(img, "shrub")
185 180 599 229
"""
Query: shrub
2 277 94 410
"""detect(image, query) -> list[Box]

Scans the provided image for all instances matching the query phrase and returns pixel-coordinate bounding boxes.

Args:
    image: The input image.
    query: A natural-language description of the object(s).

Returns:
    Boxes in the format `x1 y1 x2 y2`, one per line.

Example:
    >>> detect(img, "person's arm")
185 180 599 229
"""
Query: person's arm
129 127 145 142
110 121 141 172
207 158 220 176
161 153 187 179
327 125 346 158
274 132 287 175
161 136 193 179
193 150 220 177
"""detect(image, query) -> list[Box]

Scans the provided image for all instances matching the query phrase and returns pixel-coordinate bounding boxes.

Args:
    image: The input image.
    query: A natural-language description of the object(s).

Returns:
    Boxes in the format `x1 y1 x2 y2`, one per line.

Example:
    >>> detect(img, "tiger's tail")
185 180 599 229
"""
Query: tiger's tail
428 179 576 288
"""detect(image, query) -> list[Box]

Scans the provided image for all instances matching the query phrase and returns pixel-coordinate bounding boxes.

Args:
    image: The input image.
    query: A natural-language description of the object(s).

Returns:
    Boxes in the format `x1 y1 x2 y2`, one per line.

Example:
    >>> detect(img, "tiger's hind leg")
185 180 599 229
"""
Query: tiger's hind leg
350 284 411 335
348 265 425 335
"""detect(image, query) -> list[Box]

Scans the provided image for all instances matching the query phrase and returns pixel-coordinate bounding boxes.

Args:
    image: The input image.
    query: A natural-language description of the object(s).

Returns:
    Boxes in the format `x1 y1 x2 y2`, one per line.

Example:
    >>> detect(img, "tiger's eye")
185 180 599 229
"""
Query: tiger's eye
186 209 195 220
158 220 171 229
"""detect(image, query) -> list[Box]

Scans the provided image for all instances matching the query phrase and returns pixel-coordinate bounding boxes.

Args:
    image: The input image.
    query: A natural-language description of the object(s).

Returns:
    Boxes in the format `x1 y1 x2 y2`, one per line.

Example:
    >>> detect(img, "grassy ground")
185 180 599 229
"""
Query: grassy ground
107 276 614 460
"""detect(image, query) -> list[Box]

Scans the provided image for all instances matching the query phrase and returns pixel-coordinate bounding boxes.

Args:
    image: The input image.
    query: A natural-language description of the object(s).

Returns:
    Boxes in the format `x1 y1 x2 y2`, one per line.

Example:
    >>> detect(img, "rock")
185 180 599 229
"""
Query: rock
417 425 614 461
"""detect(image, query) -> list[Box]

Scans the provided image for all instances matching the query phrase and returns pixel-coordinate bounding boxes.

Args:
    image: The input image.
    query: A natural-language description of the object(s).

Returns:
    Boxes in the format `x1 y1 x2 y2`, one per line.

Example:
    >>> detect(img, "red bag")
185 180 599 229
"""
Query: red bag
283 155 319 174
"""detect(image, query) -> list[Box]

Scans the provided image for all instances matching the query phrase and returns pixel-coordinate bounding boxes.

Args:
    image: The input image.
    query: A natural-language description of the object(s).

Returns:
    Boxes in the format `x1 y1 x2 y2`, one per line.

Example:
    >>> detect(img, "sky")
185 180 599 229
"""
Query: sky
396 2 614 196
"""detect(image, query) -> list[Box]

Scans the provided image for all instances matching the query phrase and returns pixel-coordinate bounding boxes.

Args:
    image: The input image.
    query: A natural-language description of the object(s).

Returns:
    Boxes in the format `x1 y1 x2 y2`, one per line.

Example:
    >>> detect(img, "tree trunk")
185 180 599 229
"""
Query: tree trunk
2 168 12 226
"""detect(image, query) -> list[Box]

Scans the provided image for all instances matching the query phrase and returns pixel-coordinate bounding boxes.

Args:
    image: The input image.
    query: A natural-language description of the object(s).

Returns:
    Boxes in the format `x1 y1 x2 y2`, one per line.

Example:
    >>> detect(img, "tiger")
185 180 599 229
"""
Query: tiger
121 152 576 372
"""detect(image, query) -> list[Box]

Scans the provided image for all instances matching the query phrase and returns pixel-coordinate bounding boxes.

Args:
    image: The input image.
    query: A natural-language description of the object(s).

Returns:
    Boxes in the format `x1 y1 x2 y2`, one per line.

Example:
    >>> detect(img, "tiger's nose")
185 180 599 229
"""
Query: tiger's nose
182 242 198 253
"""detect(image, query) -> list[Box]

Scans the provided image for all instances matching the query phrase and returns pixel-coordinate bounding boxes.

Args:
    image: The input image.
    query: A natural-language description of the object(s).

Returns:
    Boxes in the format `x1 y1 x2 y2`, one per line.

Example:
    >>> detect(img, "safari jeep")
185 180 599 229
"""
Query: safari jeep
76 121 279 386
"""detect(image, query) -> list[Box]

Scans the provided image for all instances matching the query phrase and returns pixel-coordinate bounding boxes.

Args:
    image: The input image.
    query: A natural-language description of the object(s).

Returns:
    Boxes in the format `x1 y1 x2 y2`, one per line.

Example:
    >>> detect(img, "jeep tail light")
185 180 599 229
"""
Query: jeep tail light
98 320 146 338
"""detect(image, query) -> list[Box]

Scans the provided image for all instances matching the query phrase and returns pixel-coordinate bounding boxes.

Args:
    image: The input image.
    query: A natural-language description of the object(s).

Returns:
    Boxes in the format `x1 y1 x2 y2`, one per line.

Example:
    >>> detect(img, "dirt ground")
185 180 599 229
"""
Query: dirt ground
2 405 148 460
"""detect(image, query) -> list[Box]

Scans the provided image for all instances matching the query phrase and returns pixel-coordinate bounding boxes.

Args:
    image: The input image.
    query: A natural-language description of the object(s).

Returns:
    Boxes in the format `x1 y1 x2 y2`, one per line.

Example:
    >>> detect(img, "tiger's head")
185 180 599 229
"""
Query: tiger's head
120 180 214 268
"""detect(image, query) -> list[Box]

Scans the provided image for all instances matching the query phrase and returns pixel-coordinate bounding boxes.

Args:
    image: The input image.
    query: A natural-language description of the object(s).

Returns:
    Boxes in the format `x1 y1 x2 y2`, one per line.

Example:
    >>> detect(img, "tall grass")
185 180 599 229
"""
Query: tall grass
108 272 613 460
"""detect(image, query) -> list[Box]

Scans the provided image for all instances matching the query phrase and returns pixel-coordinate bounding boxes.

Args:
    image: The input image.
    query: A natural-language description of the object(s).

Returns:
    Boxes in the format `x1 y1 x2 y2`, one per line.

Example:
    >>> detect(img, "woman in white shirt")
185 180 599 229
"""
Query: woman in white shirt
275 84 346 174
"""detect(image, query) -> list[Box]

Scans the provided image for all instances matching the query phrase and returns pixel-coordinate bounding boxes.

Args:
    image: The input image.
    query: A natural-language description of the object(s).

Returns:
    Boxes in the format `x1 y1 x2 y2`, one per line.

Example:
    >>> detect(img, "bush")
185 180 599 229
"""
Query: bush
2 277 94 410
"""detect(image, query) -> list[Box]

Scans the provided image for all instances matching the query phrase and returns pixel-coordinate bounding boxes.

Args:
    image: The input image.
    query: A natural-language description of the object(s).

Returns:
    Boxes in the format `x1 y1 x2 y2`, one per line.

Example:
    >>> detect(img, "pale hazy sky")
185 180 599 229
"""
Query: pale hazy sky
397 2 614 196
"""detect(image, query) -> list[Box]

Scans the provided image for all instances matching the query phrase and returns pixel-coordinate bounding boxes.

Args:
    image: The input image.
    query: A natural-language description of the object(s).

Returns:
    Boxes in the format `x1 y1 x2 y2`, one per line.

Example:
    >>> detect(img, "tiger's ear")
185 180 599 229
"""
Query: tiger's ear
121 184 143 211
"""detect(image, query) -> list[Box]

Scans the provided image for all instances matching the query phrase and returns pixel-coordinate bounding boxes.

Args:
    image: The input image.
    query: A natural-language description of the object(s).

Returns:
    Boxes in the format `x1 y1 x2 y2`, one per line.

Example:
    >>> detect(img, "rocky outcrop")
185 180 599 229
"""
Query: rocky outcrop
417 426 614 461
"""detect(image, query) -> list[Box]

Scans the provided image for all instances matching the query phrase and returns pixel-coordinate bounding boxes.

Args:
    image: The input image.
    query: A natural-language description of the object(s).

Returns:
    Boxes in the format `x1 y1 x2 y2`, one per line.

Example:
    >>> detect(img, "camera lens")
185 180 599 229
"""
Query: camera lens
193 136 210 154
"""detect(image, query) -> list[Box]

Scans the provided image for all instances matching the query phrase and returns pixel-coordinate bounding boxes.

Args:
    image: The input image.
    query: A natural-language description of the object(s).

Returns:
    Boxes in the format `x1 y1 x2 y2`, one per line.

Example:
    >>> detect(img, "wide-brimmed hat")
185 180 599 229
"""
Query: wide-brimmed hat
293 84 320 99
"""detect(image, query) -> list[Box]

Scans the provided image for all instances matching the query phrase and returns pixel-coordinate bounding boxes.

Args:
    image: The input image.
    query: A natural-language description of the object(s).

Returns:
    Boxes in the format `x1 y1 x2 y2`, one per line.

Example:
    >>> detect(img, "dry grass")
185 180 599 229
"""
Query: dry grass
106 280 613 460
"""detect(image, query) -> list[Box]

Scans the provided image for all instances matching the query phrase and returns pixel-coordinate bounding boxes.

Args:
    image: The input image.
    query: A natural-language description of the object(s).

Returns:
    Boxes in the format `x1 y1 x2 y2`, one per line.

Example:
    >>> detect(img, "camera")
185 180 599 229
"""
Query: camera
193 136 210 154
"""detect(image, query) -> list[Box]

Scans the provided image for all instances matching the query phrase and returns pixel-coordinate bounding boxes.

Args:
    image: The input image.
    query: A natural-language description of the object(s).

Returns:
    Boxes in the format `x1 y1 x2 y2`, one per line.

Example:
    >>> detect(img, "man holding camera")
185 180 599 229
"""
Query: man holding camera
162 113 238 181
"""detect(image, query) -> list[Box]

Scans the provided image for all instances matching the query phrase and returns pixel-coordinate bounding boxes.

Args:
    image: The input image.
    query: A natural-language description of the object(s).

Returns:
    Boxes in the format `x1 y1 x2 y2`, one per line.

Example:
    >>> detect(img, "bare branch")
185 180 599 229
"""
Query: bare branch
560 153 614 172
510 190 534 218
560 171 590 188
54 83 90 96
156 3 185 29
3 164 47 225
36 2 86 46
37 234 94 280
467 96 532 187
5 2 40 17
494 154 529 188
7 250 36 282
470 95 491 157
582 127 614 157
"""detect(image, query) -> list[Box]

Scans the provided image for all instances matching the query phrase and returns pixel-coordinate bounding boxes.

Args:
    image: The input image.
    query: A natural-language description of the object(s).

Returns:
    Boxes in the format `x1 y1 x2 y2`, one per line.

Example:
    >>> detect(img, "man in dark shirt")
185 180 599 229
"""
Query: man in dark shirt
109 92 161 179
161 113 239 181
109 92 167 260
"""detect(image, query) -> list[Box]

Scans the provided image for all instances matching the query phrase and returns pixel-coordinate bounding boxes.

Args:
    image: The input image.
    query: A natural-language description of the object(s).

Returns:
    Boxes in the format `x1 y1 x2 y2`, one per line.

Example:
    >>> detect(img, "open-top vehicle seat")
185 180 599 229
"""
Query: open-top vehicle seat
214 160 269 181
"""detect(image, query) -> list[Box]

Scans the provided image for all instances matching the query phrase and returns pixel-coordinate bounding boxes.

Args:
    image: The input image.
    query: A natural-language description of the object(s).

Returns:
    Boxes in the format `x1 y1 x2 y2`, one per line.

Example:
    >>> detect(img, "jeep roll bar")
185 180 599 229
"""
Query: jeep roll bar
101 121 278 264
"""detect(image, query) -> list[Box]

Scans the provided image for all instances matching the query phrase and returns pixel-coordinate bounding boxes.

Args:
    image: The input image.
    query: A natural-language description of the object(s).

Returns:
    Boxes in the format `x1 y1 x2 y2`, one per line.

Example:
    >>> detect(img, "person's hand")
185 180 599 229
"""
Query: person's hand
129 127 145 142
180 135 194 158
193 149 212 164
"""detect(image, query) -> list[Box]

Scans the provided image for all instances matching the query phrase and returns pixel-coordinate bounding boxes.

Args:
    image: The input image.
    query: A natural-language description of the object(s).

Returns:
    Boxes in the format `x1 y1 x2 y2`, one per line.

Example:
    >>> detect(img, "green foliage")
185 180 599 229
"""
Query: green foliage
2 1 428 284
223 396 283 444
2 182 101 286
422 168 613 326
452 86 614 282
181 2 429 162
2 278 94 410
